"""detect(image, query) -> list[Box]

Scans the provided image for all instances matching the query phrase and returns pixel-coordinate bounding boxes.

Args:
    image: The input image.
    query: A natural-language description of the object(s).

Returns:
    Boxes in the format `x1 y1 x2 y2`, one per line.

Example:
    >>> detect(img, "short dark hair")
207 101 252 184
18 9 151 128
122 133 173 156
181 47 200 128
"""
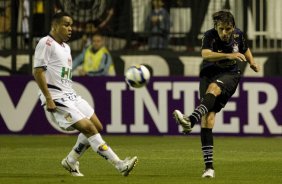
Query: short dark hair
51 11 71 24
212 10 235 27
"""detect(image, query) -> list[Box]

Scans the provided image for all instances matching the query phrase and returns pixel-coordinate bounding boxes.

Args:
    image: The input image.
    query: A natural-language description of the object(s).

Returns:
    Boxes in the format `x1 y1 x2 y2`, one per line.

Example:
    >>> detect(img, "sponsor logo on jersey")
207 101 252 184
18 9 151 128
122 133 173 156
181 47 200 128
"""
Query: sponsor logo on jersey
233 43 239 53
61 67 71 78
234 34 239 38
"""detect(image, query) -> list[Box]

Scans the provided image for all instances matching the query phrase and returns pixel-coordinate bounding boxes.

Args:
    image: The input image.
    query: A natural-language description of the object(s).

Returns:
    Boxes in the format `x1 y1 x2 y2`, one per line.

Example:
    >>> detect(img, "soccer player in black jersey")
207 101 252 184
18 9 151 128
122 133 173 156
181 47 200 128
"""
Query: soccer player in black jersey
173 10 260 178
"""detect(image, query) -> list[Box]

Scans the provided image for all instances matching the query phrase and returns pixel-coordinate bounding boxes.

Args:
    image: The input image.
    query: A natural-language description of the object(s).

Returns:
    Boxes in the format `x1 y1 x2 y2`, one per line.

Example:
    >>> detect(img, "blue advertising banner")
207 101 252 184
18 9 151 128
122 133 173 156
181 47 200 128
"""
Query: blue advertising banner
0 76 281 136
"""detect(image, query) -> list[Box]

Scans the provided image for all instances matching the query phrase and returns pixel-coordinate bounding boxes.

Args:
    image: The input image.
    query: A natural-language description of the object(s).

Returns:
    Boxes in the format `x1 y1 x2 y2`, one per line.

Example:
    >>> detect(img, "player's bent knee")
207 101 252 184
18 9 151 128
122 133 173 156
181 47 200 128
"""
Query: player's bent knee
96 125 103 132
81 125 98 137
207 83 221 96
90 120 103 132
73 119 99 137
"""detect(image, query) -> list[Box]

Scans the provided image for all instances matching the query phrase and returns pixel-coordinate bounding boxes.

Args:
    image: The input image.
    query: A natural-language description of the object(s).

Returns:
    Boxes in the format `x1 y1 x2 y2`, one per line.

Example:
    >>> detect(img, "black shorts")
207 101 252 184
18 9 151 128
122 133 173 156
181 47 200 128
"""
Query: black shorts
199 71 241 112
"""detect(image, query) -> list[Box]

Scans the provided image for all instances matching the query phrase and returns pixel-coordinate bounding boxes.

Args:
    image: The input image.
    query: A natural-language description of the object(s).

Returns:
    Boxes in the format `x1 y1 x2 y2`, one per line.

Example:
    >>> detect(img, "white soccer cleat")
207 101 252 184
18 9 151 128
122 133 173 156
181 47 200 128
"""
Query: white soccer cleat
116 156 138 176
173 110 192 134
61 157 84 176
202 168 215 178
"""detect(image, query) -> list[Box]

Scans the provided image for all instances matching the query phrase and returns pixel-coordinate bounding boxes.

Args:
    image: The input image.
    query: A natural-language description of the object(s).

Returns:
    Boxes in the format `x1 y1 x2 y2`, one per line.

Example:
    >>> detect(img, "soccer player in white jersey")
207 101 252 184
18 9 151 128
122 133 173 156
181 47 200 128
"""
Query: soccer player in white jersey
33 12 137 177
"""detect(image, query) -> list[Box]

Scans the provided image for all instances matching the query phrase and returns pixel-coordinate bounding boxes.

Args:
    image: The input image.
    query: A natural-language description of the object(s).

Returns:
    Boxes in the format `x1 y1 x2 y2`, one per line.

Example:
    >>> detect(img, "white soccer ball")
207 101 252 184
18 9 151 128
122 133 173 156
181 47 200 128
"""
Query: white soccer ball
125 65 151 88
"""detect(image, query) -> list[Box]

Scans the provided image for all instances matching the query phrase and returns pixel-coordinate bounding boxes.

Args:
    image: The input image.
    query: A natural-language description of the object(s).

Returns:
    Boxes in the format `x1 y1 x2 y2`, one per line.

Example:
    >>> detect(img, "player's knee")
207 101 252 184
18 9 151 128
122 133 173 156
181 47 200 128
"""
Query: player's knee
91 120 103 132
81 124 99 137
201 116 208 127
207 83 221 96
206 118 215 128
201 114 215 128
207 114 215 122
96 124 103 132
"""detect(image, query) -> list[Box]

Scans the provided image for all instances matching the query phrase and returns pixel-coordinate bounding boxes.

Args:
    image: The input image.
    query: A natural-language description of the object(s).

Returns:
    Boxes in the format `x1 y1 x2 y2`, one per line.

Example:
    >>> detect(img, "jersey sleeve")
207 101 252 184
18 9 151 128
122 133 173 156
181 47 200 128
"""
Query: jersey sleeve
33 37 53 68
201 31 214 50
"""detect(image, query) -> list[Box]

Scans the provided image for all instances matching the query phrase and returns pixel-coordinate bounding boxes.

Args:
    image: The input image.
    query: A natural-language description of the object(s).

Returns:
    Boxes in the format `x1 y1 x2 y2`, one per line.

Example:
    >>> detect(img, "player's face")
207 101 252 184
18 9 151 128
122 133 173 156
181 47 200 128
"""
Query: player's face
152 0 164 8
54 16 73 42
92 36 104 50
215 21 234 42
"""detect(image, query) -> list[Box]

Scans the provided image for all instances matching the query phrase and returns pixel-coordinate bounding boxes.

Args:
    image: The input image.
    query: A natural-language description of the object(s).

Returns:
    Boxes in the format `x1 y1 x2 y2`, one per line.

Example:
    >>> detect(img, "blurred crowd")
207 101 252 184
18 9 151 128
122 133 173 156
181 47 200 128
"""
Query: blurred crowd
1 0 282 52
0 0 197 52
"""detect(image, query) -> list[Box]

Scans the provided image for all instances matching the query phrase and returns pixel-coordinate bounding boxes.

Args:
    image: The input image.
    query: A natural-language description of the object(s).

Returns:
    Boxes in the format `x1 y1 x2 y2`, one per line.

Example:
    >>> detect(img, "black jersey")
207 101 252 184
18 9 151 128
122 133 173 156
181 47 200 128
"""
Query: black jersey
200 28 249 74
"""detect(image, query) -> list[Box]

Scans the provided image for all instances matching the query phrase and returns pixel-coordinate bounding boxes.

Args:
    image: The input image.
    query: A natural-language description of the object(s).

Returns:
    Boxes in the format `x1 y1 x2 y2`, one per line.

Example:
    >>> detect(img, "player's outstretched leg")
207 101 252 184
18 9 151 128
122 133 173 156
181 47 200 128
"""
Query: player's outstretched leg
88 133 138 176
173 110 192 134
61 157 84 176
116 156 138 176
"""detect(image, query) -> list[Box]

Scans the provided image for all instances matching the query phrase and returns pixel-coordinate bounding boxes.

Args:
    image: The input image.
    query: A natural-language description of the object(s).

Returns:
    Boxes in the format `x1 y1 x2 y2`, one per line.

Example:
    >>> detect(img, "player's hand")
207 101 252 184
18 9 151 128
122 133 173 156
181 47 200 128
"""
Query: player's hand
46 98 57 112
250 63 260 72
228 53 247 62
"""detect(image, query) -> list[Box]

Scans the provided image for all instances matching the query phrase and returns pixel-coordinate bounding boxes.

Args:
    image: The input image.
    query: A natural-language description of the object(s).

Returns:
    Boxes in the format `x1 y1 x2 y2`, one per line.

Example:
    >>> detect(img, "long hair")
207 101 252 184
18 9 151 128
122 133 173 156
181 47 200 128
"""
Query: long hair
212 10 235 27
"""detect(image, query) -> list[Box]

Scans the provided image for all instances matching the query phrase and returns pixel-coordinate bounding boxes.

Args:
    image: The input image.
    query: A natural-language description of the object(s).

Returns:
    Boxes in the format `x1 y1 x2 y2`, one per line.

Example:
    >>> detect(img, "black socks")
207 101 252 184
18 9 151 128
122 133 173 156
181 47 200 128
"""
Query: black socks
189 93 216 127
201 128 214 169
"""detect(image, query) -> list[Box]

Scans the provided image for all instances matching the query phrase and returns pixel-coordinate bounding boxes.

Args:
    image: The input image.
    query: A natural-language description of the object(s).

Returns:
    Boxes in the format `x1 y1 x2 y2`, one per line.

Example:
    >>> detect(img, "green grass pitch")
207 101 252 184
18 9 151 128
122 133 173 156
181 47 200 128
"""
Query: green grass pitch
0 135 281 184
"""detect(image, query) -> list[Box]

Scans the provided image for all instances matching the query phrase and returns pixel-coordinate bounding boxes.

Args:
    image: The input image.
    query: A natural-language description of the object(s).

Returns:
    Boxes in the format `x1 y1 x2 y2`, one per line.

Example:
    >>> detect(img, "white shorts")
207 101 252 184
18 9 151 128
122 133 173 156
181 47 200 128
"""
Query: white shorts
46 95 94 131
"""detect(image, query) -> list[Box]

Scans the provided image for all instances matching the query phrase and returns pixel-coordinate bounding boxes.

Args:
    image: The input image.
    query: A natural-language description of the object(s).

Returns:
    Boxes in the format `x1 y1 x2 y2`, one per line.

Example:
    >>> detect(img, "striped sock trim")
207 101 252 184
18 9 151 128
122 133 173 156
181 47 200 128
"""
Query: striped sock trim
190 104 209 123
202 145 213 165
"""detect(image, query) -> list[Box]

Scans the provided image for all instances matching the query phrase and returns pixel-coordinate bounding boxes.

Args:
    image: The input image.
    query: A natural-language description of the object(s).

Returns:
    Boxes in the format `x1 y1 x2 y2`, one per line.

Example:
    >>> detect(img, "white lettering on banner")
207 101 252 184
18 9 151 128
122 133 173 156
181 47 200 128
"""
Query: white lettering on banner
0 81 38 132
243 83 282 134
0 80 281 135
106 82 127 133
121 55 169 76
130 82 172 133
213 88 240 133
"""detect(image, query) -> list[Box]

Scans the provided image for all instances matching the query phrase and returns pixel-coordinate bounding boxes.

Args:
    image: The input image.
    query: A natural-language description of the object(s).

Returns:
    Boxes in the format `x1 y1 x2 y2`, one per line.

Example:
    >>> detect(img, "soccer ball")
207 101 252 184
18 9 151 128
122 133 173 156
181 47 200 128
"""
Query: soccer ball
125 65 150 88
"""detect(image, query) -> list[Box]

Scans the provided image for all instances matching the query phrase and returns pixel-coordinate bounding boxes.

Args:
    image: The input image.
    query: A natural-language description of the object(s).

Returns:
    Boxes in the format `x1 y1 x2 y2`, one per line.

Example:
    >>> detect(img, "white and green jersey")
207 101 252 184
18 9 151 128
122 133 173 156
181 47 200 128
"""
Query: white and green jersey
34 35 75 103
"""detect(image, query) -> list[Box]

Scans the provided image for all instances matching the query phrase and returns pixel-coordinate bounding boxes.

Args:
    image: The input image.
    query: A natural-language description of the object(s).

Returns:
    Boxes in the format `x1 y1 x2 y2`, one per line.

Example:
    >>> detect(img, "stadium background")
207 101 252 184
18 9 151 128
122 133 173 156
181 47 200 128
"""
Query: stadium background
0 1 282 184
0 0 282 136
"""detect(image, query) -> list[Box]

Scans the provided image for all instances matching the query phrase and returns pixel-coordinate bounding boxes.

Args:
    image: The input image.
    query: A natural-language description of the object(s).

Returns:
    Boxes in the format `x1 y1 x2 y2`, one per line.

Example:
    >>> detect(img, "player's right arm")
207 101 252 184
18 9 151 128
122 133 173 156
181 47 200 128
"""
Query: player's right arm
33 37 57 112
33 67 56 112
201 49 247 62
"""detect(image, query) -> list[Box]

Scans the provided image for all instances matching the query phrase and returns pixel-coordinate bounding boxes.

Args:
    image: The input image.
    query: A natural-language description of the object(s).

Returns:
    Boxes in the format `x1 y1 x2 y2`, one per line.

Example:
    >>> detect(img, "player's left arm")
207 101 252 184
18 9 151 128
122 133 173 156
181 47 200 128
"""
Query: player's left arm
244 48 260 72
